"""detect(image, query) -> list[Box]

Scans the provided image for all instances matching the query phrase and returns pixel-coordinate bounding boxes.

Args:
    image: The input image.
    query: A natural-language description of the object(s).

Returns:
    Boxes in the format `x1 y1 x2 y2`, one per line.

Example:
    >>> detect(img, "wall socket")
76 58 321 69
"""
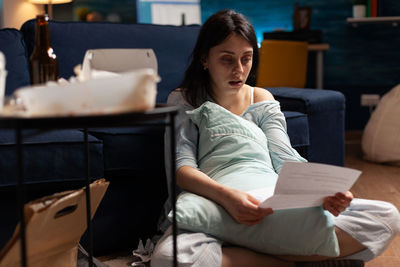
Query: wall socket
361 94 380 107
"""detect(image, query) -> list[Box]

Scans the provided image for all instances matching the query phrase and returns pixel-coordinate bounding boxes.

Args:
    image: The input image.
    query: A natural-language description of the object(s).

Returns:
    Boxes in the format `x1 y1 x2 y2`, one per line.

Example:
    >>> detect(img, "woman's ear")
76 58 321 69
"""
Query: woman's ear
201 57 208 70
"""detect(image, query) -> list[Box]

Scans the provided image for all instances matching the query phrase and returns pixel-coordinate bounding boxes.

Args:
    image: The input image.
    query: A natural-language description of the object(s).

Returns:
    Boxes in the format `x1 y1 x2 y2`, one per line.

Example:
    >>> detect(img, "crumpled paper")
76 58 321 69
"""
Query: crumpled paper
6 68 159 117
1 48 160 117
131 239 154 266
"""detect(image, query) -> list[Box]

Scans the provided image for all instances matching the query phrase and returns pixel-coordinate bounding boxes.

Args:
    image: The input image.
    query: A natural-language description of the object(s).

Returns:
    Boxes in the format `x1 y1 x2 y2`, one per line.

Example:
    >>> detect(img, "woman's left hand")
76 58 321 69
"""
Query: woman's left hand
323 191 353 216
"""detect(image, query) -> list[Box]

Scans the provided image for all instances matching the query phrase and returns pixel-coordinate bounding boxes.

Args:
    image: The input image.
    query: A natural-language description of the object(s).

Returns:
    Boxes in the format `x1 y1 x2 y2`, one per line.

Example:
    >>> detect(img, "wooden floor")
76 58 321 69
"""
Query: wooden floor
345 131 400 267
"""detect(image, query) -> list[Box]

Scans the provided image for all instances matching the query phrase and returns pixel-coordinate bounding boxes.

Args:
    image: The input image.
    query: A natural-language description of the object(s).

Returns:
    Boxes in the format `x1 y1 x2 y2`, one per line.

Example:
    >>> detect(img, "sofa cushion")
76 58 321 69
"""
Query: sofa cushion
0 29 31 95
87 126 164 173
269 87 345 166
0 129 104 186
20 21 200 103
283 111 309 148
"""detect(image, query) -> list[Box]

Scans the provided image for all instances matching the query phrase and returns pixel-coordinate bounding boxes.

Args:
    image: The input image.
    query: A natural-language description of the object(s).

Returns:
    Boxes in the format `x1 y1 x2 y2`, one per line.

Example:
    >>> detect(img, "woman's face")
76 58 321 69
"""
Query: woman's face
203 33 253 95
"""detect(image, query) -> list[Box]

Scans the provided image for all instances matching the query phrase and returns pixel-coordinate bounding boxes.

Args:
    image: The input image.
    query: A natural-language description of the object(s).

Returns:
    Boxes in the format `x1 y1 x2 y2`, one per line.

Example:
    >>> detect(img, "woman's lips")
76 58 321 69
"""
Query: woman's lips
229 80 242 86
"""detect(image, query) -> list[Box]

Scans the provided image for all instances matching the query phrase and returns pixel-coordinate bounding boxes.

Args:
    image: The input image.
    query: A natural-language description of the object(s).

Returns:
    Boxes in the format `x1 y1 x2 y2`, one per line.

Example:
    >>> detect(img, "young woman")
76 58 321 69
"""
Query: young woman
151 9 400 267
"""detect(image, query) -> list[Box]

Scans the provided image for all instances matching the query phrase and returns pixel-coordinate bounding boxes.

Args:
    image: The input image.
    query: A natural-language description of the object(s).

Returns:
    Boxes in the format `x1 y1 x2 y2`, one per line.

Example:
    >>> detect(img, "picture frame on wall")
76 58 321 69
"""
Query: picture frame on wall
293 3 312 31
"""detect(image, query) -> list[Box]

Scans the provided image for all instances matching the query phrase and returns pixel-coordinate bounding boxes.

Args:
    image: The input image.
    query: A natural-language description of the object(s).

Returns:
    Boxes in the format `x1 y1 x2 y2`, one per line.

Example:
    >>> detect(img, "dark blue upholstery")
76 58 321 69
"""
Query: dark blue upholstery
284 111 309 149
87 126 165 172
269 87 345 166
0 129 104 186
0 19 345 256
0 29 30 95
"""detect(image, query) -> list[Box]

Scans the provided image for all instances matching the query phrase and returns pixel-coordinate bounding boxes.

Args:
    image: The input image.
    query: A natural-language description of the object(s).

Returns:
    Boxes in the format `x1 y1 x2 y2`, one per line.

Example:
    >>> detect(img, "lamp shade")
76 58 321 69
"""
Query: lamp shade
28 0 72 19
29 0 72 4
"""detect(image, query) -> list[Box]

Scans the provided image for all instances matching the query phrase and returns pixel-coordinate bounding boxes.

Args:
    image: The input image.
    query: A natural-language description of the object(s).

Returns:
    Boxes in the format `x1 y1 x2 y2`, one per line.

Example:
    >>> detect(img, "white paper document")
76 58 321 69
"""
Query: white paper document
247 162 362 210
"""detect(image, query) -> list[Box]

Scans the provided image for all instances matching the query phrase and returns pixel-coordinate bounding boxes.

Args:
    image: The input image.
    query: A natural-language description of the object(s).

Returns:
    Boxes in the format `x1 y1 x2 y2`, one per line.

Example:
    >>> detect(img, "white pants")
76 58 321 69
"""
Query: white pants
151 199 400 267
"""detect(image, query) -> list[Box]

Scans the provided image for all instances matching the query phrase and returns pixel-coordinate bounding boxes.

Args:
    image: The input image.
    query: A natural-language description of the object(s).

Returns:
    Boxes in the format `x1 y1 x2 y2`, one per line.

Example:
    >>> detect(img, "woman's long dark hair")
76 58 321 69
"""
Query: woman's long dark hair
180 9 259 107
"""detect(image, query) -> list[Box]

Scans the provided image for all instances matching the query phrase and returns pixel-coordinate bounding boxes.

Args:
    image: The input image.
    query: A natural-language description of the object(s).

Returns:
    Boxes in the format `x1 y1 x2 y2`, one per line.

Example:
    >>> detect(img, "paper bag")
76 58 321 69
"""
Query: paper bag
0 179 109 267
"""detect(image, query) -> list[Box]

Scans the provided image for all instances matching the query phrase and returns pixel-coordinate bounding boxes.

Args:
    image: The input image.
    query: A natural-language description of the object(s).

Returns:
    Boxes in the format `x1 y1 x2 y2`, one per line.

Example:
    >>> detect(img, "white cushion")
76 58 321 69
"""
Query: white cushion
362 84 400 166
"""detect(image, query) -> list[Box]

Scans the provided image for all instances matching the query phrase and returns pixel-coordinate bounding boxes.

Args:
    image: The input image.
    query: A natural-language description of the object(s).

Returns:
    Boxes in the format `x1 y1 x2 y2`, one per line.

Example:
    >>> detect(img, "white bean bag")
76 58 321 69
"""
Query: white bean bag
362 84 400 166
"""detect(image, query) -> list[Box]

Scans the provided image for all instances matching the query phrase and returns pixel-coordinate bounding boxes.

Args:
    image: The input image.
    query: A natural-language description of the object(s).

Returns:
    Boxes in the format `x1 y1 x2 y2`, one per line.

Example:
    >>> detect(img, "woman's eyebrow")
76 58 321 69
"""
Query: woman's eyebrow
218 50 253 55
219 50 235 54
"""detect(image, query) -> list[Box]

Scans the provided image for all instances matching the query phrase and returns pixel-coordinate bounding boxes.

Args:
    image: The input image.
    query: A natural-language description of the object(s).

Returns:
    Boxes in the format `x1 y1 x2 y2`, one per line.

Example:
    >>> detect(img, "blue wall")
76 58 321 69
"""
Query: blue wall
201 0 400 130
73 0 137 23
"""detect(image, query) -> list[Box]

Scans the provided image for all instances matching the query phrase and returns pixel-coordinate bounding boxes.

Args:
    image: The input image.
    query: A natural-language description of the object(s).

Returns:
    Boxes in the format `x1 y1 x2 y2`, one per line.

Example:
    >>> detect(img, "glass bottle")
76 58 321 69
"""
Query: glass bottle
29 14 59 85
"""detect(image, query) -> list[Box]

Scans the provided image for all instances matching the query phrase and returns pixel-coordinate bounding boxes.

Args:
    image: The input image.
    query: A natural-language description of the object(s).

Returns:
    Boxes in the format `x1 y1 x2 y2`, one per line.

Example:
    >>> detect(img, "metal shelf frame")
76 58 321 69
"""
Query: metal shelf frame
0 105 180 267
347 16 400 27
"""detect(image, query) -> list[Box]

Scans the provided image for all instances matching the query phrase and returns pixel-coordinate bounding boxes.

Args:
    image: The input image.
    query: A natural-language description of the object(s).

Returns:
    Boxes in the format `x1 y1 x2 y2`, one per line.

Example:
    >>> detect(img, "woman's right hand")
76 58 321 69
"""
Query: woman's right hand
221 188 273 226
177 166 273 226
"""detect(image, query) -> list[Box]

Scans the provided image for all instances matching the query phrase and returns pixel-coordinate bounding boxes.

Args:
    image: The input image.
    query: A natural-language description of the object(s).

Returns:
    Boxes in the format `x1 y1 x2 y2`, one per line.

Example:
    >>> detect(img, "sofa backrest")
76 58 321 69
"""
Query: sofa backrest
0 29 31 95
20 20 201 103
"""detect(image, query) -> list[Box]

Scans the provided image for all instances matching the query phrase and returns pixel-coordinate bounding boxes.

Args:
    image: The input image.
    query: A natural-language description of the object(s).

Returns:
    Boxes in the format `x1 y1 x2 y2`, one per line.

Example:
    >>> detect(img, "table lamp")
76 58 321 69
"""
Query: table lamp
29 0 72 20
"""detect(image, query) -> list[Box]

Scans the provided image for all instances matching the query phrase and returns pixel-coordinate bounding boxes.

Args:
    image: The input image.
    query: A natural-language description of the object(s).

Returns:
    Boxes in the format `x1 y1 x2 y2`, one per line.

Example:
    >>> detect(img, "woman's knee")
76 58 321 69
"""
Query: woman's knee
344 199 400 233
369 200 400 235
334 199 400 261
383 201 400 234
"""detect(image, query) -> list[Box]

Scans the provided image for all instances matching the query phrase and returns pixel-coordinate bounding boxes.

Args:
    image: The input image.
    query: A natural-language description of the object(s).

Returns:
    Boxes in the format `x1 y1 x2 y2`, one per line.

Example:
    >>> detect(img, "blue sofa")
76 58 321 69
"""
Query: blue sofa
0 19 345 256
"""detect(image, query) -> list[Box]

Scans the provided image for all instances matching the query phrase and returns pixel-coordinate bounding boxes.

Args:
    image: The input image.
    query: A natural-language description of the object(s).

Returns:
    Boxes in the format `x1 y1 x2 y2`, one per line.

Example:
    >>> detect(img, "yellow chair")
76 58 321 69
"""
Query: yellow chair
256 40 308 88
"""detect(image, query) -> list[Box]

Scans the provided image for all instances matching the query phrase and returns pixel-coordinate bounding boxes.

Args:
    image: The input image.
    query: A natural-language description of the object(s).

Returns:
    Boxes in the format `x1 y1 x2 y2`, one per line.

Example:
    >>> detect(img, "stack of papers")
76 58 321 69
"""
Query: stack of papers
248 162 362 210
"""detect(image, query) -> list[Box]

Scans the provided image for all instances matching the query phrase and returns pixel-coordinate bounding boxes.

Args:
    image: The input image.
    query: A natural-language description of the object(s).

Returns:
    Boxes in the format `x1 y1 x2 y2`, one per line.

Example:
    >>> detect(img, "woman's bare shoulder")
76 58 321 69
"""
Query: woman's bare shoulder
168 88 190 106
253 87 275 103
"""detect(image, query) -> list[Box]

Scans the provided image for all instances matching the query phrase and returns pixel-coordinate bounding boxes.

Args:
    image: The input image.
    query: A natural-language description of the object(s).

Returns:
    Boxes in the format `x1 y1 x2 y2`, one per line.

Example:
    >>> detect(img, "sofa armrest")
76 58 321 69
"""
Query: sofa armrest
268 87 345 166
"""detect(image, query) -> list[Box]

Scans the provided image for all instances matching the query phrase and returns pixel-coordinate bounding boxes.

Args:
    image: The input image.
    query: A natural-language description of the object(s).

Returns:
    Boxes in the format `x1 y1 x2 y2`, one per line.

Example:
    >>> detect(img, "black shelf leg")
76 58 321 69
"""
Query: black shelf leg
168 114 177 267
84 128 93 267
16 124 27 267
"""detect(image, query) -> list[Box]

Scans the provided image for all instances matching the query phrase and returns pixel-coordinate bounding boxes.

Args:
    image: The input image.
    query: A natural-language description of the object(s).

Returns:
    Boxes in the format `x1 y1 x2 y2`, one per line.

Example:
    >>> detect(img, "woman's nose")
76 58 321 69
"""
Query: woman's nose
233 60 244 74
